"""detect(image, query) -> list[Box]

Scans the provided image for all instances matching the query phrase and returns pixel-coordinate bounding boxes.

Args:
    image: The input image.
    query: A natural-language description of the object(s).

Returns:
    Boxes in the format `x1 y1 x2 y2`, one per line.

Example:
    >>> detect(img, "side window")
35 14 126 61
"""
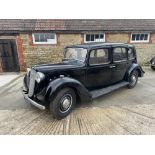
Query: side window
89 48 109 65
113 47 127 62
128 48 135 60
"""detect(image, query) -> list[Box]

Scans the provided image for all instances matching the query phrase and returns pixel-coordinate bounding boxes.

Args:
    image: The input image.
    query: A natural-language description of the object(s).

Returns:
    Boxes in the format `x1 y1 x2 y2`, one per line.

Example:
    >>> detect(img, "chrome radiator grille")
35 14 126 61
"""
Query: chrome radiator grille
28 69 36 97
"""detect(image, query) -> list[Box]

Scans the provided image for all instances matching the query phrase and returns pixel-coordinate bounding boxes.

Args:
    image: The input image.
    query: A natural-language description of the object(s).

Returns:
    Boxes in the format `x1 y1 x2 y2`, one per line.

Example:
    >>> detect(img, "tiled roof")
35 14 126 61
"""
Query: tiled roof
0 19 155 32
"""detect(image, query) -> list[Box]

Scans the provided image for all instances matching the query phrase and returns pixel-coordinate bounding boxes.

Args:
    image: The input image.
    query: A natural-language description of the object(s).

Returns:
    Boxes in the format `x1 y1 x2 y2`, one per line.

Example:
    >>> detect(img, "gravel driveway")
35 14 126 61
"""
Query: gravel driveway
0 67 155 135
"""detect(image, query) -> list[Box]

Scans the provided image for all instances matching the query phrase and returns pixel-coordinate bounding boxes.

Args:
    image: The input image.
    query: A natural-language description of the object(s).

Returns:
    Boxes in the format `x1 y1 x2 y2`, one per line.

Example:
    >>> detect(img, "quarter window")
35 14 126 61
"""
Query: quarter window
113 48 127 62
128 48 135 59
89 48 109 65
85 34 105 43
32 33 57 44
131 33 150 42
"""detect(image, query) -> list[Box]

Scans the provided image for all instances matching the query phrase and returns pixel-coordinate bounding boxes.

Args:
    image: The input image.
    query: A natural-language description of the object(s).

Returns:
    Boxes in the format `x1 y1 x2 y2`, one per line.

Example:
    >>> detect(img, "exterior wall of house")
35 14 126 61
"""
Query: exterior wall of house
1 32 154 72
16 35 26 71
106 33 130 43
19 33 83 68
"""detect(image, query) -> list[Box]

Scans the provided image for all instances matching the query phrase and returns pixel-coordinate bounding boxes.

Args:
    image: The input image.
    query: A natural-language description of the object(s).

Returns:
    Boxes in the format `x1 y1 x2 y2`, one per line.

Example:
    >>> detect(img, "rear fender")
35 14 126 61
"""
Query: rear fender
45 77 92 103
125 63 144 81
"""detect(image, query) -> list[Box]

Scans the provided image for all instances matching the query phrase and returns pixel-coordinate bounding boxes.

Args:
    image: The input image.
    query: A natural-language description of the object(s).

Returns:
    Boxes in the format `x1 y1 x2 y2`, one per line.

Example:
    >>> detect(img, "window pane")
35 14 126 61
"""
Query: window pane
100 34 104 39
96 49 106 57
144 34 148 40
91 35 94 41
136 34 140 40
40 34 45 42
132 34 136 41
86 35 90 41
49 33 55 39
34 34 39 42
89 48 109 65
95 34 99 39
140 34 144 40
121 48 126 53
45 33 49 40
128 48 134 59
95 34 101 42
90 50 96 58
121 48 127 58
65 48 87 61
113 48 127 61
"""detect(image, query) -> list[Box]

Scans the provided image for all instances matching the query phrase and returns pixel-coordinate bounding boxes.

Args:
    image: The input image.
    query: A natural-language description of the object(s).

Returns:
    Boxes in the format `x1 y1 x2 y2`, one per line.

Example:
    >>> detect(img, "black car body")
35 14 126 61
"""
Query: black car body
150 57 155 70
22 43 144 119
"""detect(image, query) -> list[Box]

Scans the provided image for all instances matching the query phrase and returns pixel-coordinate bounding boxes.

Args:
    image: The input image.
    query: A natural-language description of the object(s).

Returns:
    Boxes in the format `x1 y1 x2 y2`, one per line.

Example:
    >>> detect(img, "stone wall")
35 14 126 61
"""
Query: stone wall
106 33 130 43
20 33 83 68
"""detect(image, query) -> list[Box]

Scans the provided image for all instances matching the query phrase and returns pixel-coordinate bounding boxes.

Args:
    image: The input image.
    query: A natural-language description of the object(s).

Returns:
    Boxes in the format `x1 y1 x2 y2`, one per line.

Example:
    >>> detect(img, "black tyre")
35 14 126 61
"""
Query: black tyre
127 70 138 89
151 66 155 70
50 88 76 119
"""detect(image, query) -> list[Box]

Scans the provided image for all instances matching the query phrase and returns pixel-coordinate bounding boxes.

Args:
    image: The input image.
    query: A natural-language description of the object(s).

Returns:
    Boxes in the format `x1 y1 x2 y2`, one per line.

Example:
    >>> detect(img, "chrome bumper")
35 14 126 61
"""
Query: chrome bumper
22 88 45 110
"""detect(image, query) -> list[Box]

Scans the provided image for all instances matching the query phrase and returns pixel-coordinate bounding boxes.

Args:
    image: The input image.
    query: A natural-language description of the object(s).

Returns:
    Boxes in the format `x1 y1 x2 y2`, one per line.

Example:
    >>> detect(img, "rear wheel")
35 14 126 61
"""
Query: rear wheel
127 70 138 89
50 88 76 119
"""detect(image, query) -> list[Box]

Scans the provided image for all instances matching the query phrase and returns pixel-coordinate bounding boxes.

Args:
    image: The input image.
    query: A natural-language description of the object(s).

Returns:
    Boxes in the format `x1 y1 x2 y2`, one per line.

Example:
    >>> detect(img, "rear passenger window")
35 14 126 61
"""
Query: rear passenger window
89 48 109 65
113 48 127 62
128 48 135 59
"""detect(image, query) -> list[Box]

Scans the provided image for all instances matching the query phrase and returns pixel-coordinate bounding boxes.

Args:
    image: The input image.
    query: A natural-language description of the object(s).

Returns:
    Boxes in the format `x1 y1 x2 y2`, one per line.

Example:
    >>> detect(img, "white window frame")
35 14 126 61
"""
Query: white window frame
32 33 57 44
130 33 150 43
84 33 105 43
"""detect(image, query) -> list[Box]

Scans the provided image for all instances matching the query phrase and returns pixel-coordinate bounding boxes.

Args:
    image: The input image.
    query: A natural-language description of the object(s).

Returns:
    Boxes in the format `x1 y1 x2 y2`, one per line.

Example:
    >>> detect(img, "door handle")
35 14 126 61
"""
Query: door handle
109 65 116 68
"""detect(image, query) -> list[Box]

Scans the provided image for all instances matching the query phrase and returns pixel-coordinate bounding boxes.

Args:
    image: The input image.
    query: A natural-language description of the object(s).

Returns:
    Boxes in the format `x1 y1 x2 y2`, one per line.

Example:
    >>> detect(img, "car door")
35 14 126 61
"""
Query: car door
86 47 112 89
111 47 128 84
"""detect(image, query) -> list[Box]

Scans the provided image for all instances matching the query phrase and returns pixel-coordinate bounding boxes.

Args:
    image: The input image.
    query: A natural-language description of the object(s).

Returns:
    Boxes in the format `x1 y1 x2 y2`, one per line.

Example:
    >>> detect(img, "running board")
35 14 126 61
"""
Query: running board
90 81 129 99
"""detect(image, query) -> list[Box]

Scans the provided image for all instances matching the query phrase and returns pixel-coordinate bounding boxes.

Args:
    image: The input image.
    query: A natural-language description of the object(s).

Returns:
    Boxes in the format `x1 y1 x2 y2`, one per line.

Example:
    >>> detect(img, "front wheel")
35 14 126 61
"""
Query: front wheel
50 88 76 119
127 70 138 89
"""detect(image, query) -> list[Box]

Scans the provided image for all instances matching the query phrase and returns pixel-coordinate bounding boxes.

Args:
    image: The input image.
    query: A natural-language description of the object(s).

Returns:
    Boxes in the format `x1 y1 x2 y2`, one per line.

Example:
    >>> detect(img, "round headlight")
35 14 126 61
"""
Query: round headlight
35 72 45 83
152 61 155 65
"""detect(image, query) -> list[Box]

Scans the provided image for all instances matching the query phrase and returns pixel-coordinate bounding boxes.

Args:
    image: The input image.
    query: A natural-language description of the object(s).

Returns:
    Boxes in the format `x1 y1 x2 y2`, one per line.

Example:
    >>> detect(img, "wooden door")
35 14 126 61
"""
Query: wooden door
0 40 19 72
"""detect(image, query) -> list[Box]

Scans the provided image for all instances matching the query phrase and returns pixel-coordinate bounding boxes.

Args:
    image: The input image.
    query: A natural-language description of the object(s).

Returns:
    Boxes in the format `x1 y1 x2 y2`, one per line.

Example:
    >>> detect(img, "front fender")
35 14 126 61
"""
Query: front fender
125 63 145 81
45 77 92 103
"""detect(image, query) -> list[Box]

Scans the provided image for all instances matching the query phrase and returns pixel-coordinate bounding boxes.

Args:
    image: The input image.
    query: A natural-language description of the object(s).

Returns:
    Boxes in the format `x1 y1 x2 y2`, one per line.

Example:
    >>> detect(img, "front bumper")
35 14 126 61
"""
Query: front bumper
21 87 46 110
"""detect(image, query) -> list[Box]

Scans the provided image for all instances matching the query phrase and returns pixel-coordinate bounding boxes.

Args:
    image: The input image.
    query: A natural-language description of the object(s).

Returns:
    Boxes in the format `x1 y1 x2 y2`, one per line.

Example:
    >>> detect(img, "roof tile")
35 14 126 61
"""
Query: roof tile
0 19 155 32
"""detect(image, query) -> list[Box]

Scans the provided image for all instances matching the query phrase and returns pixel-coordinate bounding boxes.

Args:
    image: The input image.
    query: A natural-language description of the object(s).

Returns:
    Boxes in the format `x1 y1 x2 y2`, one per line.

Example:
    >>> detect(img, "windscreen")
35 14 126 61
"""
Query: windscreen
65 48 87 62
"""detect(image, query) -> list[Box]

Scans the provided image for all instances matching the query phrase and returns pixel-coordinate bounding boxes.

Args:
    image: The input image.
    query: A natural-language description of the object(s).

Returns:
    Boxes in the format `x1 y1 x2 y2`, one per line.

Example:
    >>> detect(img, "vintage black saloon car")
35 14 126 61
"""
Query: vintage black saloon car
22 43 144 119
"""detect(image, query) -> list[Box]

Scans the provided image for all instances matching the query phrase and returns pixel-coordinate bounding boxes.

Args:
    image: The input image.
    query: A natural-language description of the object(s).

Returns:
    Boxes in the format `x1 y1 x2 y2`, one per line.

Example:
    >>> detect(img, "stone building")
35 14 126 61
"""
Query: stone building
0 19 155 72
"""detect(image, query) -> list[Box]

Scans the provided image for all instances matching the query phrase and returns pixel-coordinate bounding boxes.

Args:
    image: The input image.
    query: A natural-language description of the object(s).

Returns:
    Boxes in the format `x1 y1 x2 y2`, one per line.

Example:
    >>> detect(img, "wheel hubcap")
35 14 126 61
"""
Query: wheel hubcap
62 98 71 109
60 94 72 113
131 75 137 85
132 75 136 81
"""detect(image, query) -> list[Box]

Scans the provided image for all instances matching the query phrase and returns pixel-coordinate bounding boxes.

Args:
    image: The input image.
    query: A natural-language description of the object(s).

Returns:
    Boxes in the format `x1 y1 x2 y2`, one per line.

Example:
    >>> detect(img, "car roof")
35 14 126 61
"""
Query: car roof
66 42 135 49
